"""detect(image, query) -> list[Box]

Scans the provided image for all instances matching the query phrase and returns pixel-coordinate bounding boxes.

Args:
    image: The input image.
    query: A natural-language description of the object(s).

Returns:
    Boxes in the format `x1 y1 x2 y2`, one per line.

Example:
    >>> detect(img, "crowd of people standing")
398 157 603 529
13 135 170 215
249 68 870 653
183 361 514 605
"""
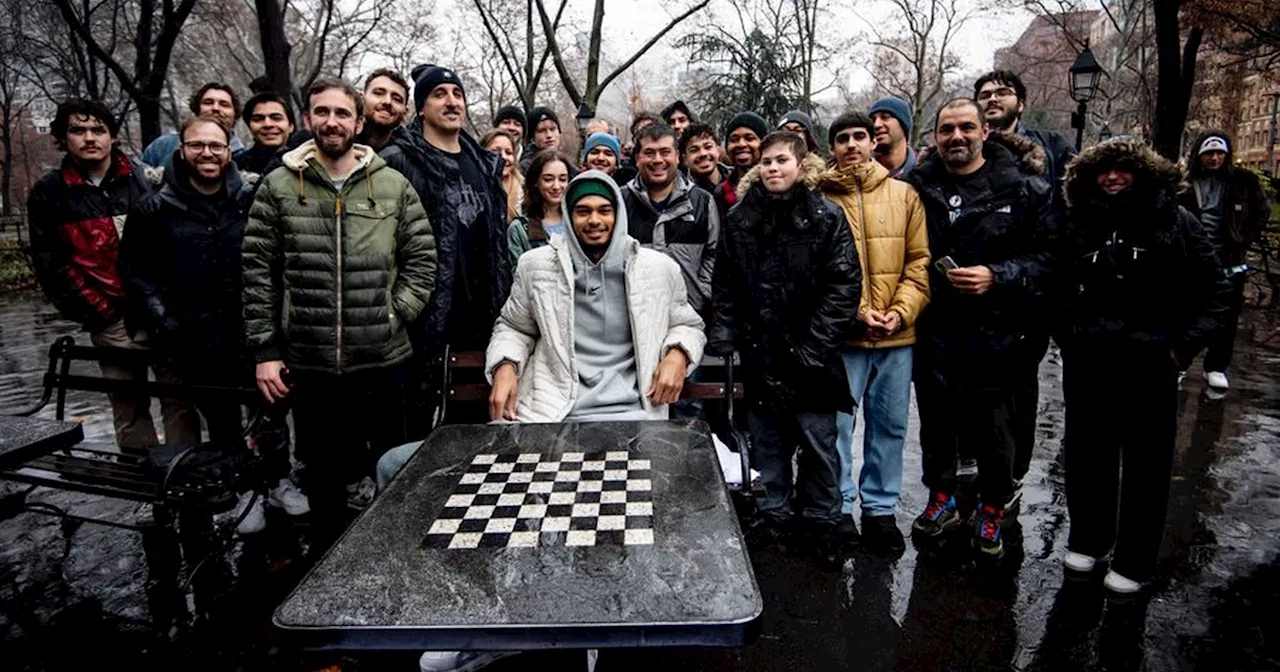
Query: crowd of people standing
25 61 1263 646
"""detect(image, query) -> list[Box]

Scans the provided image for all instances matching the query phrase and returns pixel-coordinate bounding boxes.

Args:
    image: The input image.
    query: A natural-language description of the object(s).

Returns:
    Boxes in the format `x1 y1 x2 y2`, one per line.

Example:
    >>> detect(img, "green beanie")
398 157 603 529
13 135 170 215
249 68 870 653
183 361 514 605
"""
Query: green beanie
566 178 616 209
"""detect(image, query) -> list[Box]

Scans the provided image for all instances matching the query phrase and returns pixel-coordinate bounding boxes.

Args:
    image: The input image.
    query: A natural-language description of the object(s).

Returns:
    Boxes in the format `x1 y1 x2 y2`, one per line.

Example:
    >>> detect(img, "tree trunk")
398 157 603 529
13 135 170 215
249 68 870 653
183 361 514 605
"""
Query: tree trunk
137 95 162 148
2 106 12 217
1152 0 1202 159
255 0 294 100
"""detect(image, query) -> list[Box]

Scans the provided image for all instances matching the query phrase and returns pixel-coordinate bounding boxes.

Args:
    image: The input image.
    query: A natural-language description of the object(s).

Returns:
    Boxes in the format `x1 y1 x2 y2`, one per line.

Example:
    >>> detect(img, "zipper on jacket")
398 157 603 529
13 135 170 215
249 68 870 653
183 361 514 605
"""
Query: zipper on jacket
854 181 873 309
335 194 344 373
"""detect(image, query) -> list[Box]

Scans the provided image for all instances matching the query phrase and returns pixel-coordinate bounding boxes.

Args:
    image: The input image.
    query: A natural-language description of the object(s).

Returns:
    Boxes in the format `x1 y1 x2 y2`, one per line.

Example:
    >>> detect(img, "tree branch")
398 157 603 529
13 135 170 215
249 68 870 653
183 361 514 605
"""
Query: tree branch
598 0 710 96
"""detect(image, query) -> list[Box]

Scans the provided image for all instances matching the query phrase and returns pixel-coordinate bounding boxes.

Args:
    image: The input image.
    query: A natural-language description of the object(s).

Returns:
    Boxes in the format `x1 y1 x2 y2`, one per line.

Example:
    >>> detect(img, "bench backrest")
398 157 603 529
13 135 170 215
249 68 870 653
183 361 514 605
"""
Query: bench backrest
19 336 260 421
434 346 743 427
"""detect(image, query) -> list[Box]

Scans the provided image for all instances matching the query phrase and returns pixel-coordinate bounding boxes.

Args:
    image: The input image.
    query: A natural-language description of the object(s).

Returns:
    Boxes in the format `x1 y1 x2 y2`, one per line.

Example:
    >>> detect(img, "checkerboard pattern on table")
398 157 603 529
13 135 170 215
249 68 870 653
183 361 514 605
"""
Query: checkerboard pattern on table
422 451 654 549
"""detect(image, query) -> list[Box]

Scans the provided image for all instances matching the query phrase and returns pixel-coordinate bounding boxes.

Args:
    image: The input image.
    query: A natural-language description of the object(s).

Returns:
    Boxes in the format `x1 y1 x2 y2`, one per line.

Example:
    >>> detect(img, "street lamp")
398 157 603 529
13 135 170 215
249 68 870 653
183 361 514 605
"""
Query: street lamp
1069 45 1103 151
1099 123 1113 142
575 103 595 139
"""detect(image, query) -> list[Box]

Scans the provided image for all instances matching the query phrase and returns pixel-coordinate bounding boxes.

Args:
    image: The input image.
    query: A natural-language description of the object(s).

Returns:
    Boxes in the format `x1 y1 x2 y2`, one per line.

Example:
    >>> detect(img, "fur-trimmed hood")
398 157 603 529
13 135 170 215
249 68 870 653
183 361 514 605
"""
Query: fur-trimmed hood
1063 138 1185 209
735 152 828 199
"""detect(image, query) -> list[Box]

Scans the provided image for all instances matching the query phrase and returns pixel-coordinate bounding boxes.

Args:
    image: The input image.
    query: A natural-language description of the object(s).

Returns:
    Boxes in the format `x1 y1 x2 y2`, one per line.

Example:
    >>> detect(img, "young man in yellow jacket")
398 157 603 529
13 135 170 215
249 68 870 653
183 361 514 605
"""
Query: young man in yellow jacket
819 111 931 555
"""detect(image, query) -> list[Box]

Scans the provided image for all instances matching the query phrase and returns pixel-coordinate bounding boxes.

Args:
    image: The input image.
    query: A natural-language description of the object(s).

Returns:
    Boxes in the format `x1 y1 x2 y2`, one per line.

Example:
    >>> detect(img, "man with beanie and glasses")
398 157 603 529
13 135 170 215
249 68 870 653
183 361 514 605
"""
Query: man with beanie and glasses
1179 130 1267 391
381 64 512 425
869 96 917 178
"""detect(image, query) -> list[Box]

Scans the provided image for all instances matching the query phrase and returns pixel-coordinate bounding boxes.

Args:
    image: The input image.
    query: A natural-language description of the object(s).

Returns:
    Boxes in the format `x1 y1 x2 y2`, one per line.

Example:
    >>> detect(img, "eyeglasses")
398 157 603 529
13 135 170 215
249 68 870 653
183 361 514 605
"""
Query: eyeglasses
977 87 1017 101
182 141 229 155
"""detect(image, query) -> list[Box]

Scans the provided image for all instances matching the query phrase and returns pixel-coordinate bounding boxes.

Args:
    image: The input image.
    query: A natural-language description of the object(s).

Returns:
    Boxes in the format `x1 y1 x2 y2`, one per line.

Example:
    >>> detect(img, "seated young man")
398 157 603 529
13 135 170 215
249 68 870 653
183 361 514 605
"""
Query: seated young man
375 171 706 487
377 169 706 672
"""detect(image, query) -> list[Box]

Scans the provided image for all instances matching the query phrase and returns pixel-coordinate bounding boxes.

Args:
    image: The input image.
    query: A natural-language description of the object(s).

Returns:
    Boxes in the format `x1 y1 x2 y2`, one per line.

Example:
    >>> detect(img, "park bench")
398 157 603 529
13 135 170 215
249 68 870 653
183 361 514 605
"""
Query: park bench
429 346 758 509
0 335 271 632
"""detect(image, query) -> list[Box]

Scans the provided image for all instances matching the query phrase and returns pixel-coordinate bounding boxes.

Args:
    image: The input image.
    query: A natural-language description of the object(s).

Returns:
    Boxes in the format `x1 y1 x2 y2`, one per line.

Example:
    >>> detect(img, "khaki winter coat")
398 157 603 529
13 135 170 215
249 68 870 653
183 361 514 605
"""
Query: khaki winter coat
820 160 930 348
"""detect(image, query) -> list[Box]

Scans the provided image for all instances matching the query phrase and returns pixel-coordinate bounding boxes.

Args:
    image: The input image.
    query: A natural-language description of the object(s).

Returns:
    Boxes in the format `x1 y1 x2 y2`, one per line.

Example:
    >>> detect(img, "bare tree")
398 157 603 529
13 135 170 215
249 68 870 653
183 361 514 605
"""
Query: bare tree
535 0 710 111
678 0 813 131
49 0 198 144
865 0 978 144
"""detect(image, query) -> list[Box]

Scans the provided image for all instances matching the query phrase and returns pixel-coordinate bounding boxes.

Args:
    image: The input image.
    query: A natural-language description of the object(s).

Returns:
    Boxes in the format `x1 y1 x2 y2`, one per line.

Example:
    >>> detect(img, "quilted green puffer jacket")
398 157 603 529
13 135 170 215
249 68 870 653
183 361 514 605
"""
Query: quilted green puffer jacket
242 140 437 373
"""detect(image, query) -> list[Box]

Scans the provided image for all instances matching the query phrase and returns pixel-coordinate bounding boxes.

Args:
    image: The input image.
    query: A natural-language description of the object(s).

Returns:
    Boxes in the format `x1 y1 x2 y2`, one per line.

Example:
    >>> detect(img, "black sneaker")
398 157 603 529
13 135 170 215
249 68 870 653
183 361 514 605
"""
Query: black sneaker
837 514 860 549
860 514 906 558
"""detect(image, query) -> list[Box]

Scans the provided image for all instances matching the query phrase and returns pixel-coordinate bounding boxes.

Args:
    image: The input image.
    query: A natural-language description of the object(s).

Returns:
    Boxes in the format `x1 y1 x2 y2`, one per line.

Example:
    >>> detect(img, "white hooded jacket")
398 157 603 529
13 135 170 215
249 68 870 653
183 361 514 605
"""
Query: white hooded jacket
485 170 707 422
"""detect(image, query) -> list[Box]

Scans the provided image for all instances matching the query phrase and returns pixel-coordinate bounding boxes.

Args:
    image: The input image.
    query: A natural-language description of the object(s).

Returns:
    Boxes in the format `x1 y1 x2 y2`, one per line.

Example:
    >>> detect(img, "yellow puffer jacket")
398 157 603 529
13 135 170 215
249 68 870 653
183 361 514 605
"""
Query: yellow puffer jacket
820 160 930 348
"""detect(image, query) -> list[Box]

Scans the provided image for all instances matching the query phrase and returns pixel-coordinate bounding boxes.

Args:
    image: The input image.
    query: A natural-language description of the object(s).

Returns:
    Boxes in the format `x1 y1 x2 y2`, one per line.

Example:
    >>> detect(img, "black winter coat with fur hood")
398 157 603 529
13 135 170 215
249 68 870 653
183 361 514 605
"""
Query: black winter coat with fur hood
1060 139 1232 365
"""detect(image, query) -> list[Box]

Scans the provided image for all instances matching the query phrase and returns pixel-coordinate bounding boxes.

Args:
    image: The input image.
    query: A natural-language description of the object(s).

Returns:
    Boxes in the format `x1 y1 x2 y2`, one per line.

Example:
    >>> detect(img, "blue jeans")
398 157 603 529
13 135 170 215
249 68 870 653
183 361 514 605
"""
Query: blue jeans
835 346 912 517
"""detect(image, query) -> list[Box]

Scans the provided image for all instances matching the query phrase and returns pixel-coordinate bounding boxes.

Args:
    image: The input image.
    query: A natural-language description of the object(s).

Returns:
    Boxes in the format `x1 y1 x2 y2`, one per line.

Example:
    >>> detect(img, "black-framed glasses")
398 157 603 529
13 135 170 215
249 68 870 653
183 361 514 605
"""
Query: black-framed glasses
977 87 1017 101
183 141 229 155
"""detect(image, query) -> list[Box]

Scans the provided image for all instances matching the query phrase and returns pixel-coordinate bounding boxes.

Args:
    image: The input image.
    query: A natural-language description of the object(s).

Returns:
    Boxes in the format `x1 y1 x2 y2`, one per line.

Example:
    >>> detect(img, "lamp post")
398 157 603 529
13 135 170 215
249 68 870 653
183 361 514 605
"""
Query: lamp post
1099 123 1113 142
1069 46 1103 151
575 103 595 140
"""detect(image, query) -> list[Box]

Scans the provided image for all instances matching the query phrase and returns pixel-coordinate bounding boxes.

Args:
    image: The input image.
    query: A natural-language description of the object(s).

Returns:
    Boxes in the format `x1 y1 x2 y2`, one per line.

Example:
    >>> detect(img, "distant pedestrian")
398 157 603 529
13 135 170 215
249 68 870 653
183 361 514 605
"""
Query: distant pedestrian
777 109 820 154
142 82 245 169
660 100 697 140
1179 130 1267 390
1058 138 1230 593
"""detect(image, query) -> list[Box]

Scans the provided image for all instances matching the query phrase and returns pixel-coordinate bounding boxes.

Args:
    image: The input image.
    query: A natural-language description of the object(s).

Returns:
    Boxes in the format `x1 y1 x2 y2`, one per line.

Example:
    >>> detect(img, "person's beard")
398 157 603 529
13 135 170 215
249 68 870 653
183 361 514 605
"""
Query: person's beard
942 139 980 168
985 105 1019 131
318 129 355 159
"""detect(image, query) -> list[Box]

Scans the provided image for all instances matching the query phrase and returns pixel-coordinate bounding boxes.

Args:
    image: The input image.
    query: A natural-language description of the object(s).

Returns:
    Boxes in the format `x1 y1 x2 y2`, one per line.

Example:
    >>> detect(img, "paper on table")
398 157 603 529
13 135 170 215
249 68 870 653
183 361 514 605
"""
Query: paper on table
714 434 758 486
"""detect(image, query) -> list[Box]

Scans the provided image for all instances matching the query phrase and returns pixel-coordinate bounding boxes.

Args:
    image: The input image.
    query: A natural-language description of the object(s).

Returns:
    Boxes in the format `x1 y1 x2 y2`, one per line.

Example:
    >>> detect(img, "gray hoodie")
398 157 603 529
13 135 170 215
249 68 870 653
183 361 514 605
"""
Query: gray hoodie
561 171 647 421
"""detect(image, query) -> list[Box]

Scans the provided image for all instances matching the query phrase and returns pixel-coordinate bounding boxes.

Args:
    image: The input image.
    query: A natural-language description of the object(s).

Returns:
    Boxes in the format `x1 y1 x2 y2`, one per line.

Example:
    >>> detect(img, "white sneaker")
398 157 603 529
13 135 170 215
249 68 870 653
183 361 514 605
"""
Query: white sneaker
1206 371 1229 390
1063 551 1097 572
419 651 519 672
268 478 311 516
1177 370 1188 390
1103 570 1142 594
234 491 267 535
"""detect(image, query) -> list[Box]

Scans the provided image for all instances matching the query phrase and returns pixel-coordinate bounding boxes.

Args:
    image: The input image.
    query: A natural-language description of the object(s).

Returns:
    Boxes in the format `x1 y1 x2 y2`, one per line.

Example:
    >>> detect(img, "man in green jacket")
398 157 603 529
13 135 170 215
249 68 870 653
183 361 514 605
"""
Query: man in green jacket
242 77 437 541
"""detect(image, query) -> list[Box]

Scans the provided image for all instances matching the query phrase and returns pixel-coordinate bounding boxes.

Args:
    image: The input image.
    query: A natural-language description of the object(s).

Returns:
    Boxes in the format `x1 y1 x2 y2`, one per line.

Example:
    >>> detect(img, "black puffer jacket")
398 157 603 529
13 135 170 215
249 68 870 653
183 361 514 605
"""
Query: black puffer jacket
121 160 255 368
1061 139 1231 364
906 134 1058 391
381 123 512 350
708 175 862 414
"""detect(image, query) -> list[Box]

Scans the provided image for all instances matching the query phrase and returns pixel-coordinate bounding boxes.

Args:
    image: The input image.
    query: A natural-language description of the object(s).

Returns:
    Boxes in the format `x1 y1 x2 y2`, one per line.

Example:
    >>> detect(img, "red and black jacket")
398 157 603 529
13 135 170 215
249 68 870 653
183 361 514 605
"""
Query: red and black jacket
27 149 152 331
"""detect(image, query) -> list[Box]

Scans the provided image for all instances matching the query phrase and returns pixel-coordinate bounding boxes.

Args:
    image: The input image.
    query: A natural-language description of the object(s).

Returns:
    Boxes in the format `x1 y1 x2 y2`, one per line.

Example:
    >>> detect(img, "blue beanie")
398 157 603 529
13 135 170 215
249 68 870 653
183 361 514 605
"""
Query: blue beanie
581 132 622 163
868 97 913 140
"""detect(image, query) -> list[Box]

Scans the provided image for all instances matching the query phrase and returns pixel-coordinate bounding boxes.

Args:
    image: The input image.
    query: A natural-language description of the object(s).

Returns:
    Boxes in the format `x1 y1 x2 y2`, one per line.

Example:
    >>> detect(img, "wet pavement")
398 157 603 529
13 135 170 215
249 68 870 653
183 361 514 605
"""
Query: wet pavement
1 287 1278 671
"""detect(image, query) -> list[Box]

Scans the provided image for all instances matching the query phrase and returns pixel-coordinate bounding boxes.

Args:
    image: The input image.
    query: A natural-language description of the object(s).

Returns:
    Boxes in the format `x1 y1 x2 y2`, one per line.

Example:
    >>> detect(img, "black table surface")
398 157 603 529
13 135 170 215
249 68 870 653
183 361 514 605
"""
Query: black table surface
274 420 762 651
0 414 84 471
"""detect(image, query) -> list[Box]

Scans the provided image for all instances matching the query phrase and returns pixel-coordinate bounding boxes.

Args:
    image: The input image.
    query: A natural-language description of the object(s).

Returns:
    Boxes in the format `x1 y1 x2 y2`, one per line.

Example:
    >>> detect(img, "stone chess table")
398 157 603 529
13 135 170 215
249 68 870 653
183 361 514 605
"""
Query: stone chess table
274 420 762 651
0 414 83 471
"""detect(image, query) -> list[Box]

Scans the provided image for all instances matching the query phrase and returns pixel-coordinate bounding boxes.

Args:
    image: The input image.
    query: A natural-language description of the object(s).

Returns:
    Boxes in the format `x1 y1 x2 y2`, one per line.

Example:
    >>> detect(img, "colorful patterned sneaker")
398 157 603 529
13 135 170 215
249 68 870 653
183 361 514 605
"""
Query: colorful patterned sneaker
913 492 963 537
975 503 1005 558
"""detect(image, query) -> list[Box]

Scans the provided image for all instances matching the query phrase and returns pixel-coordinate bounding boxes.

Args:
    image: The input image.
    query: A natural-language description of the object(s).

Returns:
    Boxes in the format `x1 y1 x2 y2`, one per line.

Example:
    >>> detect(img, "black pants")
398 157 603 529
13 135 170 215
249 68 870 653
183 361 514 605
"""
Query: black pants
1063 345 1177 582
1204 273 1246 373
1012 335 1050 483
292 365 411 536
916 375 1017 509
747 408 841 525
